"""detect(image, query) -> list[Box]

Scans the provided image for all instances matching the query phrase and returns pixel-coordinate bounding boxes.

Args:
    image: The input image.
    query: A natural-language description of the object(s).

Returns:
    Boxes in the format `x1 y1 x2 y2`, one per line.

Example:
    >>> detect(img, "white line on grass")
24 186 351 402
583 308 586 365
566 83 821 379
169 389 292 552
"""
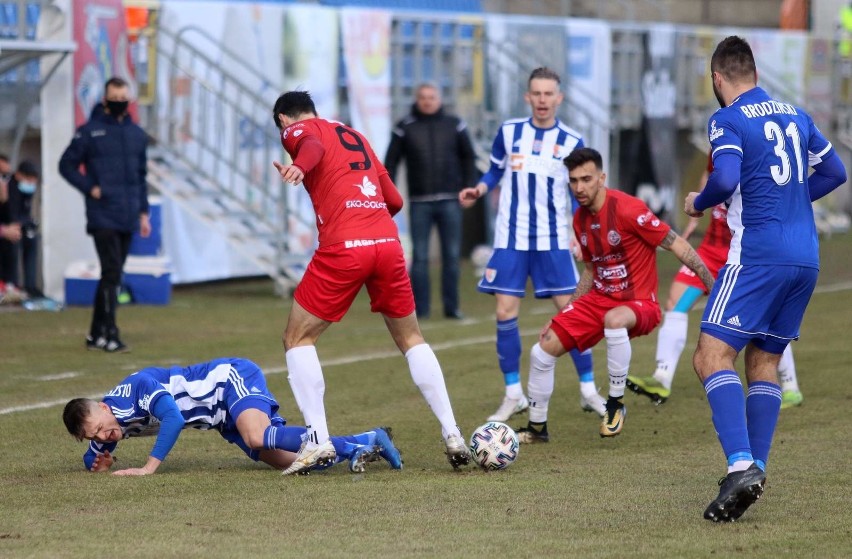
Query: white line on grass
2 280 849 416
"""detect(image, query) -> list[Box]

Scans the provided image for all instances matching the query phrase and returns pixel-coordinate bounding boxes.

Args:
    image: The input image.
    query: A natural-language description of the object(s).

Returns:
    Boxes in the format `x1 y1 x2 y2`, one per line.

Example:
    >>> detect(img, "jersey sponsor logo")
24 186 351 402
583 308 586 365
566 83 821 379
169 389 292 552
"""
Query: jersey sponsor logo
345 200 388 210
91 129 106 137
607 230 622 246
594 279 629 294
354 176 378 197
580 233 588 246
590 223 601 230
293 129 303 137
597 264 628 280
709 120 724 141
726 315 742 327
522 155 565 177
485 268 497 283
636 211 654 226
651 218 660 227
106 383 132 398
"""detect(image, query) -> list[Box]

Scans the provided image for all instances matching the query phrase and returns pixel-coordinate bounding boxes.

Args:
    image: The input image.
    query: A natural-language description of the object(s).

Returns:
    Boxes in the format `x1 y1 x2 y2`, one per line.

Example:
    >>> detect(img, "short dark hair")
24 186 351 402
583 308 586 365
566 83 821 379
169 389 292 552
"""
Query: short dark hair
104 76 129 95
63 398 97 441
528 67 561 87
0 153 8 164
711 36 756 84
272 91 317 129
563 147 603 172
17 160 38 177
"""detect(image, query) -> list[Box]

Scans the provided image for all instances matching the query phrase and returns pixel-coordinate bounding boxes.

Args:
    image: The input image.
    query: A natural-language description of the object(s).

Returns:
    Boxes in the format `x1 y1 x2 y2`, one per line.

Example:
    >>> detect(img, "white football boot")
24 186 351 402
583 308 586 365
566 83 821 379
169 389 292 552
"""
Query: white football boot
486 395 530 422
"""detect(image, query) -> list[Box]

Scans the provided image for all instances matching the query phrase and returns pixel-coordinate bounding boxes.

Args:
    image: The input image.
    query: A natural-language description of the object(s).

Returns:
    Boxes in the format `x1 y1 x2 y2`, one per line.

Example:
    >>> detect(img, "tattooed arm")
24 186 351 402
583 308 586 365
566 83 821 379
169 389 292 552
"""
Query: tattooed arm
659 230 715 292
565 263 595 307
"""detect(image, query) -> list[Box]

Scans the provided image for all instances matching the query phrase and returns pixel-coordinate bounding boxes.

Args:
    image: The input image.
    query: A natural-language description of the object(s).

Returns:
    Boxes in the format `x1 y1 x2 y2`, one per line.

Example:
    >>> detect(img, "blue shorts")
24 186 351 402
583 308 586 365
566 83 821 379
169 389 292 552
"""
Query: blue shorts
219 358 288 460
478 248 579 298
700 264 818 353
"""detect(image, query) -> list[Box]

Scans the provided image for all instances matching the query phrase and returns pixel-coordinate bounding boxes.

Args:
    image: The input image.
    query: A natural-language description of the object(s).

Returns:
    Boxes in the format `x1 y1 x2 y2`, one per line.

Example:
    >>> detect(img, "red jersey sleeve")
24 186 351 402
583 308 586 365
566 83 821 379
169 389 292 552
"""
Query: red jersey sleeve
281 121 316 163
622 200 671 248
380 174 403 216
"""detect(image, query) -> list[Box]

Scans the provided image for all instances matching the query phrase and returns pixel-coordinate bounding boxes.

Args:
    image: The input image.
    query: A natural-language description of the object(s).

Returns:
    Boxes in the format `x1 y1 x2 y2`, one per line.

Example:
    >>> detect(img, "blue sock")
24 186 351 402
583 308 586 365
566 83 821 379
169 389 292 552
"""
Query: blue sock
497 318 521 385
263 426 375 460
569 348 594 383
746 381 782 471
263 425 306 452
703 370 753 467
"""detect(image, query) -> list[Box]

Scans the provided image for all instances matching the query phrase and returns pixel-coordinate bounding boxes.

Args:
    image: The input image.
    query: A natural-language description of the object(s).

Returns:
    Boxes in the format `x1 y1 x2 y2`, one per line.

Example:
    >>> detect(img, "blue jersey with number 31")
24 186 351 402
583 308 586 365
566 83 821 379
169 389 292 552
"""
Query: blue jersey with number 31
708 87 834 268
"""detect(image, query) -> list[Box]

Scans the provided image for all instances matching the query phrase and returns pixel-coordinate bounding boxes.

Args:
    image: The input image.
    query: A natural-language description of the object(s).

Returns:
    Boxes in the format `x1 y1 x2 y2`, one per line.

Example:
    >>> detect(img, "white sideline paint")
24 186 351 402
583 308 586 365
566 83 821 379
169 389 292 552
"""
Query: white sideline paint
34 372 80 382
3 281 849 416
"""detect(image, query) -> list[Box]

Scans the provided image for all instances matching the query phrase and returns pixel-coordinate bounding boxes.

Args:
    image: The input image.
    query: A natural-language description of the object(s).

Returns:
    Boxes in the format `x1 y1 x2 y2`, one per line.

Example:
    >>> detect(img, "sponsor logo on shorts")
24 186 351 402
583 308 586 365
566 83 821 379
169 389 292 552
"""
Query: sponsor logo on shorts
726 315 742 327
344 238 396 248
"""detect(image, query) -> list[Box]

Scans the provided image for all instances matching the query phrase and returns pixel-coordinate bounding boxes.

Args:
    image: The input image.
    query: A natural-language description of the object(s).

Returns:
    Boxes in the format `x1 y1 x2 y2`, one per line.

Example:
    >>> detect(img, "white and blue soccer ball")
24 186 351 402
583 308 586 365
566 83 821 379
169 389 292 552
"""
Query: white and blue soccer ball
469 421 519 471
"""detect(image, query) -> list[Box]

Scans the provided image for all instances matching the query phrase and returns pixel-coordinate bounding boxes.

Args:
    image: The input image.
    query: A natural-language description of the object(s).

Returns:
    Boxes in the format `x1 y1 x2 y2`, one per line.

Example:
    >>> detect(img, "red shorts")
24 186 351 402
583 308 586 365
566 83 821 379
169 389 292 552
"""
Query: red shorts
294 238 415 322
672 243 727 293
549 290 662 352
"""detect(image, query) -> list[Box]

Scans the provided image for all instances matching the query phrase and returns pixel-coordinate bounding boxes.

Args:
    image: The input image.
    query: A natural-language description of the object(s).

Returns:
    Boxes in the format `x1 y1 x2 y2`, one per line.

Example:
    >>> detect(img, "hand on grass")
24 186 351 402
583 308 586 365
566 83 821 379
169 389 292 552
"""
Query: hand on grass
89 450 114 473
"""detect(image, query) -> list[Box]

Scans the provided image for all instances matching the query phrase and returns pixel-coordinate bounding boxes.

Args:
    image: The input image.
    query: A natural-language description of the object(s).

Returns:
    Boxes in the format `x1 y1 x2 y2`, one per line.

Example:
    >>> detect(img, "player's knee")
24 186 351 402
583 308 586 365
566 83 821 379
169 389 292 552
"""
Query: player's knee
242 431 266 450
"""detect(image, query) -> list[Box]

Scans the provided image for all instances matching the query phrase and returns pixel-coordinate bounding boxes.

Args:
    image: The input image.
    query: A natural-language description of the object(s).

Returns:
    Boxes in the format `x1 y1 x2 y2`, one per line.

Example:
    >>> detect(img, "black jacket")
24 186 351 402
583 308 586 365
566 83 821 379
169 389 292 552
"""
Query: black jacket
59 104 149 233
384 105 477 200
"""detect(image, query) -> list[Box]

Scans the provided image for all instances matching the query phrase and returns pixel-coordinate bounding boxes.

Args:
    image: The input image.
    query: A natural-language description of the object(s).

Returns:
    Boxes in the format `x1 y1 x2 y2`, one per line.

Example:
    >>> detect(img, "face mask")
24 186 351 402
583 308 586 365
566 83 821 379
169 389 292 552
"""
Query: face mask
105 100 129 116
17 181 36 195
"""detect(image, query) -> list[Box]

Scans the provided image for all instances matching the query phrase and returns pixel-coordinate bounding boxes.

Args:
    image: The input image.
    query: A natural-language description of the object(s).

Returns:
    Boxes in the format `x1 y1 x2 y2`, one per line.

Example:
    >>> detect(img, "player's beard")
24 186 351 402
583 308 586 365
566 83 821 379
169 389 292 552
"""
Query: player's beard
712 81 726 108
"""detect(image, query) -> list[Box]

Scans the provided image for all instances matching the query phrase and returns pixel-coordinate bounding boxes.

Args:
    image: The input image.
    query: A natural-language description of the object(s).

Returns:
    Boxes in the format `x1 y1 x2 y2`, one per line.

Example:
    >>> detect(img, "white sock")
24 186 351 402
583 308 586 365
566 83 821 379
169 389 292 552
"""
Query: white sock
605 328 631 398
406 343 461 440
778 345 798 392
653 311 688 389
284 346 330 447
728 460 753 474
527 343 557 423
505 382 524 400
579 380 598 399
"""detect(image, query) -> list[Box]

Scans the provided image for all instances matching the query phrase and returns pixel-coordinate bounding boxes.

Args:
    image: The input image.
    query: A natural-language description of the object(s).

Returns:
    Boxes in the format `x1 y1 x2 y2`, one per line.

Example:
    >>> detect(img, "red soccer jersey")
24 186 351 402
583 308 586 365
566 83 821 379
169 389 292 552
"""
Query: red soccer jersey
281 117 399 247
573 189 671 301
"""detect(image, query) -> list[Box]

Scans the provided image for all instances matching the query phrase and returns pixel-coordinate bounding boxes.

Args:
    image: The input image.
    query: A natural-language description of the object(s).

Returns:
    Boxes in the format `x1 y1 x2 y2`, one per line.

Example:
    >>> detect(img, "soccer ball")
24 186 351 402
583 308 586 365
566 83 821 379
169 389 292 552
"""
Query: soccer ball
469 421 519 471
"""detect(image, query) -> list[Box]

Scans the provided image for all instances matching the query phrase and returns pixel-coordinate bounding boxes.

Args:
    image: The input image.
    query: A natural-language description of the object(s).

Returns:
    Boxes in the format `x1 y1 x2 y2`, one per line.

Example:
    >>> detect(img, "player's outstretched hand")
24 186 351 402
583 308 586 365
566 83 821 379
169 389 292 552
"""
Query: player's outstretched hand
459 185 484 209
89 450 115 473
273 161 305 185
684 192 704 218
112 467 152 476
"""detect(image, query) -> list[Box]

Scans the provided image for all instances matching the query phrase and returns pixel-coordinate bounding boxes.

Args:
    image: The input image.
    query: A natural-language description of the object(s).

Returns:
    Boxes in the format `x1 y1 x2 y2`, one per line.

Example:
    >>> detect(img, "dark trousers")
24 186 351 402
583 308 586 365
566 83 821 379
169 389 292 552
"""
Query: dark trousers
90 229 132 341
21 229 39 294
0 238 18 284
409 199 462 318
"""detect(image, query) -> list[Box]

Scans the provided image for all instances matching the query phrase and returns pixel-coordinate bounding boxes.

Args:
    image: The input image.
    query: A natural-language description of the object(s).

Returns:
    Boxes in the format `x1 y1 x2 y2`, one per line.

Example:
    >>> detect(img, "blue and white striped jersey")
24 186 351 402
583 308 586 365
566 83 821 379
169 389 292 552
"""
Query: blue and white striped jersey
87 358 267 456
708 87 834 268
482 118 583 251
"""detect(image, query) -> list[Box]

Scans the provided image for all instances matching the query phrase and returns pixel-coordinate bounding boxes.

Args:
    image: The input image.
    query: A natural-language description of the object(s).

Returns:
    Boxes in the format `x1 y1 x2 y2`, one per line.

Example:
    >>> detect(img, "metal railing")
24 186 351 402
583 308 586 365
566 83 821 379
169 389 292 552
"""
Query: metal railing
139 23 315 291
